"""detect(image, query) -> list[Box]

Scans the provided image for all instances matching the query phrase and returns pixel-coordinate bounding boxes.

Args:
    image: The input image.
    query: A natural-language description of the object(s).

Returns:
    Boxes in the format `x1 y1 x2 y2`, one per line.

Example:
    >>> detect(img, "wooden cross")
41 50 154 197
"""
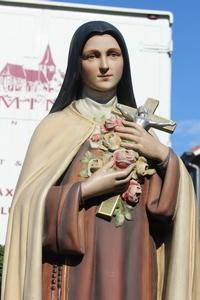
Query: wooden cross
96 98 176 220
115 98 176 133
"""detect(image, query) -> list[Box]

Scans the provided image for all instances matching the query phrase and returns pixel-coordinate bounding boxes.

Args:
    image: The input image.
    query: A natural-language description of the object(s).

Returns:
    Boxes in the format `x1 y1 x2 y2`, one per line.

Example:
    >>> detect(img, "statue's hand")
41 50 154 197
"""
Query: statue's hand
115 119 169 161
81 160 134 201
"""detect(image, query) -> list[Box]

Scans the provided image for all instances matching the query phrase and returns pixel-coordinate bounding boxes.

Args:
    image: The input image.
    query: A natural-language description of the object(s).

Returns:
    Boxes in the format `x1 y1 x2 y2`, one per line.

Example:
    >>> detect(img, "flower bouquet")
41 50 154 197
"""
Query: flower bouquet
79 114 156 226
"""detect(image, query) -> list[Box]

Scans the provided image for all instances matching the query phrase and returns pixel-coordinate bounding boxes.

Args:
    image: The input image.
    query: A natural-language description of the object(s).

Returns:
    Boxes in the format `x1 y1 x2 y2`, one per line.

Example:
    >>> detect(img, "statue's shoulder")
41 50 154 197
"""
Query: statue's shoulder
36 104 93 133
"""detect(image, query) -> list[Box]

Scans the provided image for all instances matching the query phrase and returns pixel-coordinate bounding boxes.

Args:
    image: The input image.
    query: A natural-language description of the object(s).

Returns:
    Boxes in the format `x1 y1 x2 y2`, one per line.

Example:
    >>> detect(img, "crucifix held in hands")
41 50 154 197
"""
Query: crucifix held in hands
96 98 177 220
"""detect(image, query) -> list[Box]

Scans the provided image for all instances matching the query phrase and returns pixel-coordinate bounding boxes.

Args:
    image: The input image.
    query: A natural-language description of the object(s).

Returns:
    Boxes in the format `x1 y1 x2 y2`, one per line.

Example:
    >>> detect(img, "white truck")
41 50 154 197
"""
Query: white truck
0 0 173 244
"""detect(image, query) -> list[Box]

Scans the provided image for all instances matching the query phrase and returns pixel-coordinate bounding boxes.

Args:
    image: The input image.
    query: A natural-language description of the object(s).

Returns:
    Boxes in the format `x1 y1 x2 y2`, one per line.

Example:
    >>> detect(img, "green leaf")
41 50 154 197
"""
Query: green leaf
81 151 93 164
124 207 133 220
113 208 120 216
114 212 125 227
79 169 88 178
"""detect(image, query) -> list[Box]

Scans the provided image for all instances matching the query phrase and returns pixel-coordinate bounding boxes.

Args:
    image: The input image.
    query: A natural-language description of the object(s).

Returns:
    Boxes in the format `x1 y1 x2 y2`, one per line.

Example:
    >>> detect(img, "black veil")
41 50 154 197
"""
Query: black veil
50 21 136 113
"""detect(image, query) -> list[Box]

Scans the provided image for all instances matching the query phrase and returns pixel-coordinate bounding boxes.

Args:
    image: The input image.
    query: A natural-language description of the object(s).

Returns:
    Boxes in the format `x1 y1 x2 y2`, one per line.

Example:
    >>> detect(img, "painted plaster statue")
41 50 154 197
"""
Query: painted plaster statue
1 21 200 300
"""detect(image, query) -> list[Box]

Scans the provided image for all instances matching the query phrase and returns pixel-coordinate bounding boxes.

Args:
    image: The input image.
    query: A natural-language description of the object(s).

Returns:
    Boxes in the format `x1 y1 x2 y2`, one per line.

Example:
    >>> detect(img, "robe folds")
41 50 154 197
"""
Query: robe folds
1 104 200 300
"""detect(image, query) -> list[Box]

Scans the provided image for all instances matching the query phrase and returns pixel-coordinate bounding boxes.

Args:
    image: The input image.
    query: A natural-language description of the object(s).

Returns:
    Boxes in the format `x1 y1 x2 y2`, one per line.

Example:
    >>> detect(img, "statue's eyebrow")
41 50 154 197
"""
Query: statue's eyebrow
82 47 121 59
107 48 122 53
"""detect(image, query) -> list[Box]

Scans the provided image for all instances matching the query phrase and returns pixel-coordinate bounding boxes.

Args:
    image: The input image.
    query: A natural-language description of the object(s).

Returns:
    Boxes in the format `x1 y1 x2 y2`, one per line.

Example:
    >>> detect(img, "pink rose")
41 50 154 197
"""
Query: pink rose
113 149 137 169
121 180 142 204
90 133 101 142
104 116 123 131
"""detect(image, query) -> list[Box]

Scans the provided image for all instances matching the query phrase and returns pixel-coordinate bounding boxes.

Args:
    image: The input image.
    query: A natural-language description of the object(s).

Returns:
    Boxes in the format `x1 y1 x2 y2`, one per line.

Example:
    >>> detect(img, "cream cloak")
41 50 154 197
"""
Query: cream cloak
1 104 200 300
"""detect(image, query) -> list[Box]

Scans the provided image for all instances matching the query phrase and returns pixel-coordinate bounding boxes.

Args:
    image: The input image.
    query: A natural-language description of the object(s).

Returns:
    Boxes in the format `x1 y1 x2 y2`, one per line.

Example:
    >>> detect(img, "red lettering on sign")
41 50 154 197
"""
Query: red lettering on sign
46 99 54 111
0 96 20 108
11 120 18 125
29 98 36 110
1 207 10 215
15 160 22 166
5 189 13 197
0 96 55 111
0 188 14 197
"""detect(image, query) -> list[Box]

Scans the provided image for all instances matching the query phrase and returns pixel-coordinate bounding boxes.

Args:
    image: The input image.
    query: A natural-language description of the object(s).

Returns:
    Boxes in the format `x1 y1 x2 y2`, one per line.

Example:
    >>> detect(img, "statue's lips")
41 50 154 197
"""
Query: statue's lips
97 75 112 80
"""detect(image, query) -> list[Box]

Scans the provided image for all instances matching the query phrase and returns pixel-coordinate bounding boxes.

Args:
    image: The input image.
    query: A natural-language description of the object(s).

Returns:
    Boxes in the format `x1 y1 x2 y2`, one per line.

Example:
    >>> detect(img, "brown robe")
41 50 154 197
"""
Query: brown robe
42 141 179 300
2 105 199 300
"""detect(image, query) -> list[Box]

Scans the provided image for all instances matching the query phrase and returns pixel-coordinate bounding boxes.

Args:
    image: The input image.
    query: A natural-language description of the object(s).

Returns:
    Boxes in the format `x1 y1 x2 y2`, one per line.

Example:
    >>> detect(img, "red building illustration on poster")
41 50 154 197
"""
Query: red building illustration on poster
39 44 56 81
0 45 64 93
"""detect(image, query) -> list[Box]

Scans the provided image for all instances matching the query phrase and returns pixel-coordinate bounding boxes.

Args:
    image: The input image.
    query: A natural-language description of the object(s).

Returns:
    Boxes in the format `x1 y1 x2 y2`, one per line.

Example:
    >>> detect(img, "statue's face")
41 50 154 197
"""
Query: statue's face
81 34 124 93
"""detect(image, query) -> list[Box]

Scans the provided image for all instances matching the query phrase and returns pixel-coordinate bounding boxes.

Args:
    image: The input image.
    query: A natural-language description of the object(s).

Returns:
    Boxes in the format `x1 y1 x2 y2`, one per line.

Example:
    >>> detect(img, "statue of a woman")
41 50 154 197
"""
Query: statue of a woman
1 21 199 300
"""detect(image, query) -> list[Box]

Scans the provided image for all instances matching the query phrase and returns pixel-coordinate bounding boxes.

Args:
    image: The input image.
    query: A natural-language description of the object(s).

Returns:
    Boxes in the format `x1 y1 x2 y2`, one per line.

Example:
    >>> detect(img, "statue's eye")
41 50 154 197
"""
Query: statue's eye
107 49 122 58
82 51 100 60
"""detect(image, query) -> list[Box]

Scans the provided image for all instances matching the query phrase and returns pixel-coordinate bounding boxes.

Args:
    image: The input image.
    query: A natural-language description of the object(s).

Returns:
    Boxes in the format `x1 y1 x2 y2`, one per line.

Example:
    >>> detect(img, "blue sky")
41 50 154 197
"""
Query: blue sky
50 0 200 155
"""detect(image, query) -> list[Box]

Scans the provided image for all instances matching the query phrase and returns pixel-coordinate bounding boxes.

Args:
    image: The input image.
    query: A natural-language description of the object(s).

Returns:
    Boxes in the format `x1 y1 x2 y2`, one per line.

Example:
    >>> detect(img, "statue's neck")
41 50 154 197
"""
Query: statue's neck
74 86 118 121
81 86 117 103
